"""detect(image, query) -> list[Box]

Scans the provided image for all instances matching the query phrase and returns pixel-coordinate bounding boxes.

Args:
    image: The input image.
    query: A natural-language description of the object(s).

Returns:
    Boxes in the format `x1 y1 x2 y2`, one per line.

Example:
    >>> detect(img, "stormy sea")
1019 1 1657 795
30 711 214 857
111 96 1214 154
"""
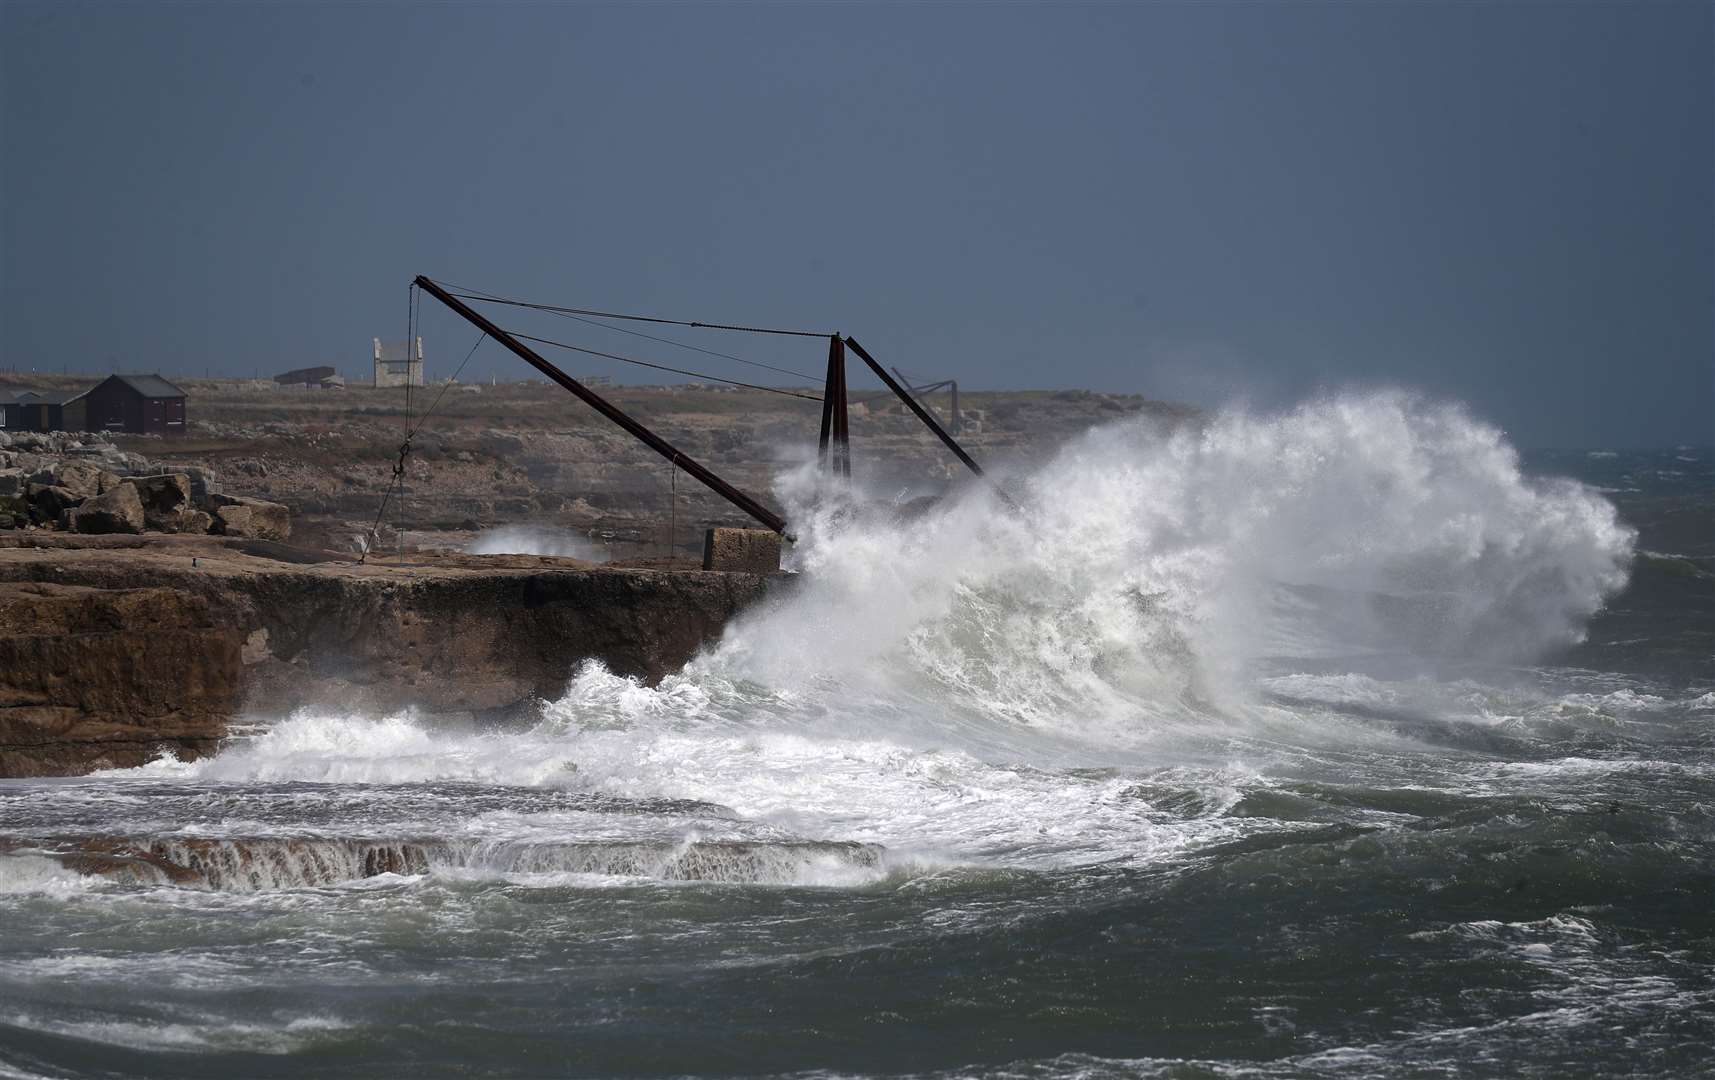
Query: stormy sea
2 393 1710 1079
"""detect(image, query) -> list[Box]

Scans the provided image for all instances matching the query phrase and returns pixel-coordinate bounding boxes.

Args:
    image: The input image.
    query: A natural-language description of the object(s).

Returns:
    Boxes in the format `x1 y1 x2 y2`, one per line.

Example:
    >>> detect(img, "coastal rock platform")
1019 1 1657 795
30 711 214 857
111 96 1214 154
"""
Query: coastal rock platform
0 535 780 776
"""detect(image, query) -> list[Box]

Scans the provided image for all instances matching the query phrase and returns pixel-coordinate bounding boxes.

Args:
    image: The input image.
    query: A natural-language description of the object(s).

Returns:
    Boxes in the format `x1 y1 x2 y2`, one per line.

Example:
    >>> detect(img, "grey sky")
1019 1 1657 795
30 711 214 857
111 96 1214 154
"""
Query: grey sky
2 1 1709 448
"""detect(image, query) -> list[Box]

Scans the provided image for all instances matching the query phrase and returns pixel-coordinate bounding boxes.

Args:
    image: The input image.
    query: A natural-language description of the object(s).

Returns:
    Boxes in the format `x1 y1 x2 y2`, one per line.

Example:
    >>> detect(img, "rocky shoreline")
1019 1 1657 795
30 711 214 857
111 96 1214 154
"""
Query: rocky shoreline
0 536 781 777
0 383 1192 778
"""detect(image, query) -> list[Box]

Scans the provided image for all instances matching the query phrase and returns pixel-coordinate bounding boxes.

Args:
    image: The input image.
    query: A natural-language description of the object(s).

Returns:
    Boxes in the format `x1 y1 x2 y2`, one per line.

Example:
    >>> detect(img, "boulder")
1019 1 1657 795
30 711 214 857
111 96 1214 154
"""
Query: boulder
68 483 144 535
26 483 82 524
122 473 200 531
109 451 151 475
209 494 291 540
51 461 121 500
152 507 214 534
178 510 215 535
0 493 27 529
124 473 192 513
181 466 221 502
69 444 131 472
0 469 22 497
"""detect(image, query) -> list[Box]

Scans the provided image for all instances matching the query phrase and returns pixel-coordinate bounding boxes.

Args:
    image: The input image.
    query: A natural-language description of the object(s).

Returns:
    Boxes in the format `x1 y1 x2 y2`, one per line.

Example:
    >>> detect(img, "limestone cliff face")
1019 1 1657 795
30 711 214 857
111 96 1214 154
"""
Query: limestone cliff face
0 583 241 776
0 540 779 776
231 561 773 716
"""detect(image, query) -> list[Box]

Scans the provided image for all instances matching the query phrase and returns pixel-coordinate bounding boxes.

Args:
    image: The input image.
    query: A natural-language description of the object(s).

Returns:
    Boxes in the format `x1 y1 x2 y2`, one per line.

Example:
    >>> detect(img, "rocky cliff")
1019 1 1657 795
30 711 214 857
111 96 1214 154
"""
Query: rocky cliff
0 581 241 775
0 537 779 776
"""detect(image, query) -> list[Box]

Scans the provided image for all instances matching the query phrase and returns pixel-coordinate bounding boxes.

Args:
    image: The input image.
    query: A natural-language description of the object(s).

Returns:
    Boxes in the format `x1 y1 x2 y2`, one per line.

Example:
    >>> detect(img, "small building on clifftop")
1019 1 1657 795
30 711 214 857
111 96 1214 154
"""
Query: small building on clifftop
373 337 424 388
0 388 71 432
73 374 188 435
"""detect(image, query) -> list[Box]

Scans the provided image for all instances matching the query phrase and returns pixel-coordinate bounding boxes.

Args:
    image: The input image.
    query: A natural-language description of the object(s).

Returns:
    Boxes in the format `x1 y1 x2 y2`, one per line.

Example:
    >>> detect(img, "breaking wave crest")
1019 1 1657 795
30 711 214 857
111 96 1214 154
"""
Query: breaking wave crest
709 391 1634 730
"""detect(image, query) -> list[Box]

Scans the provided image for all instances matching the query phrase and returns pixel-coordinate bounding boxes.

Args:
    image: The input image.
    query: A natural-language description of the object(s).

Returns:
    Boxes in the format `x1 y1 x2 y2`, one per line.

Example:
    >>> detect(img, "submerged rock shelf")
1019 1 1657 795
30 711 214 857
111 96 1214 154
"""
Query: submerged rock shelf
0 835 884 890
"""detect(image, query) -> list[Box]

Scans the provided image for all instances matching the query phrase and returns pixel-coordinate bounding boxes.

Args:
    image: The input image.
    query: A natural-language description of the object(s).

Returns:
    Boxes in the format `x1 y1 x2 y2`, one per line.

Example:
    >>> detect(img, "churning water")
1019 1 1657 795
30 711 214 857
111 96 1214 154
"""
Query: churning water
2 393 1710 1078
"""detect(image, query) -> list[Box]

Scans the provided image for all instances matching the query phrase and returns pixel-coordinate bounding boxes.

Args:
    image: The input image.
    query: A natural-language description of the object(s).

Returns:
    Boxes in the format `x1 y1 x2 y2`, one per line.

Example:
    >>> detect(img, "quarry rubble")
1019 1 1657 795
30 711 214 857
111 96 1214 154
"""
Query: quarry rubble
0 429 290 540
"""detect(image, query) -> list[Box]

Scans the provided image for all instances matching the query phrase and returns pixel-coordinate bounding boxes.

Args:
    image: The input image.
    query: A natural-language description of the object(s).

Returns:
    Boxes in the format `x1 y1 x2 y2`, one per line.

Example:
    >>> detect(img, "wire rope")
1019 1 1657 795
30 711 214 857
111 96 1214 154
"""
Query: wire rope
504 329 823 402
439 281 829 338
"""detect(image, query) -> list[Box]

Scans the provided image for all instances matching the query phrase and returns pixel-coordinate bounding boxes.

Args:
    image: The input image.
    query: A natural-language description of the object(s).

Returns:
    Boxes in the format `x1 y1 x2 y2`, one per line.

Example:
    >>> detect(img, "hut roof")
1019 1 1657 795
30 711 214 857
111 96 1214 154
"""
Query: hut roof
110 374 187 398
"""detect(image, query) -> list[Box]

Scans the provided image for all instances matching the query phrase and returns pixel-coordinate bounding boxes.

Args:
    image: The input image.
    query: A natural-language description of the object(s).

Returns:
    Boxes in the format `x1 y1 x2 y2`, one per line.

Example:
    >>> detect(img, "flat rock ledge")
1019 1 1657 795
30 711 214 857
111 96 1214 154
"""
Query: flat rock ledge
0 536 782 776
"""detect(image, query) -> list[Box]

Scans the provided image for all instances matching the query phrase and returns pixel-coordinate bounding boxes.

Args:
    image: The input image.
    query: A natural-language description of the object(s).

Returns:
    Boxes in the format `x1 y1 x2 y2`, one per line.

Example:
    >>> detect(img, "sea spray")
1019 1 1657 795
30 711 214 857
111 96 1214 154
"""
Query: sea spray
466 526 604 561
127 392 1640 833
709 392 1636 725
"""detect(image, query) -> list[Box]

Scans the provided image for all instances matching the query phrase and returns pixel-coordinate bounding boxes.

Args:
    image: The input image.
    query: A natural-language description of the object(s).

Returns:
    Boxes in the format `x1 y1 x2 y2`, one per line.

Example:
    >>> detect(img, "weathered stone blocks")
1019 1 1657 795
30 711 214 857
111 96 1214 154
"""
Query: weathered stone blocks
702 527 782 573
208 494 292 540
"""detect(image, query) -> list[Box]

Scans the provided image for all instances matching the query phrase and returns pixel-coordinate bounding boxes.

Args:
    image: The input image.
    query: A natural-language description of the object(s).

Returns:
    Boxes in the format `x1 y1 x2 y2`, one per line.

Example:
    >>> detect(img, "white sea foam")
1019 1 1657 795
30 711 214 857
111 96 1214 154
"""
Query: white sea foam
742 392 1631 699
0 855 100 895
0 1012 350 1054
11 953 253 990
135 711 586 788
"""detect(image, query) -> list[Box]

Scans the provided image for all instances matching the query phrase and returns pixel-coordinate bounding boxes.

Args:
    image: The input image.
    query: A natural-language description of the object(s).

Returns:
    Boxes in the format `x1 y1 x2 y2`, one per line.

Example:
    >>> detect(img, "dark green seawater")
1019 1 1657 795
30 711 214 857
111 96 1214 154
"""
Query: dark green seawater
2 407 1710 1079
